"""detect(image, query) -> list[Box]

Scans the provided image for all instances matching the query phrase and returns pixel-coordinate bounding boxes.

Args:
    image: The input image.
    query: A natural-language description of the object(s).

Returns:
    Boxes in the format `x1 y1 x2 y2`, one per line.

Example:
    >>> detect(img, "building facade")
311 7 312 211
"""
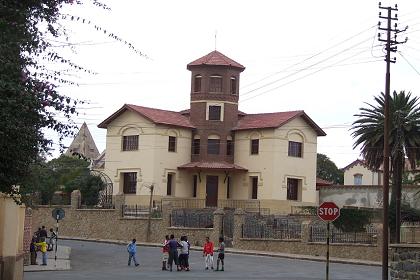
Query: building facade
98 51 326 213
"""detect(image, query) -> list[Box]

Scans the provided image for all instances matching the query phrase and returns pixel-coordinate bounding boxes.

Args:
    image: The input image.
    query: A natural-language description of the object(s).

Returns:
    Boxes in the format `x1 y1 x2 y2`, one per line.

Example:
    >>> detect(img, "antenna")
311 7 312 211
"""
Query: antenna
214 30 217 50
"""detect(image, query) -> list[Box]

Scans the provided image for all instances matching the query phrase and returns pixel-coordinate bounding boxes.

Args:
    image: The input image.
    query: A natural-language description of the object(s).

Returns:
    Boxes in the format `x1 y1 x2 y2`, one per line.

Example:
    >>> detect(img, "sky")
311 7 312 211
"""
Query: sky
46 0 420 168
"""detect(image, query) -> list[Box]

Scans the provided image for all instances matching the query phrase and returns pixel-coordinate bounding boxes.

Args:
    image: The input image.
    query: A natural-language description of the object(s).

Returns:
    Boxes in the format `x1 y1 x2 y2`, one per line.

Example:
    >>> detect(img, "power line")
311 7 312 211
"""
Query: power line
398 51 420 75
240 25 377 90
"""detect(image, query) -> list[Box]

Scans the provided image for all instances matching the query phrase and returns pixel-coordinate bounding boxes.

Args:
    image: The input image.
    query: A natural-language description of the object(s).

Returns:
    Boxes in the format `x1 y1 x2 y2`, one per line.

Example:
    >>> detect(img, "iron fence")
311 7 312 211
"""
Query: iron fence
309 225 378 244
170 209 213 228
242 223 301 239
162 198 206 209
122 204 162 218
401 222 420 243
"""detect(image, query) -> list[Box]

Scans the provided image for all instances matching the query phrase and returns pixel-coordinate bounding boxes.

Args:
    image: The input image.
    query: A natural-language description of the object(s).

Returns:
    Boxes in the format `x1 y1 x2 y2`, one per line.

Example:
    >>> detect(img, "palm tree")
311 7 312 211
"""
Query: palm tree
352 91 420 243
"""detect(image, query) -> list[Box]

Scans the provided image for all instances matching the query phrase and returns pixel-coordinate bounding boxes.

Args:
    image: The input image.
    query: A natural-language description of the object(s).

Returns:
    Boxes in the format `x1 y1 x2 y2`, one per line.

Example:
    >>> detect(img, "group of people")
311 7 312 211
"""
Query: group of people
30 225 57 266
127 235 225 272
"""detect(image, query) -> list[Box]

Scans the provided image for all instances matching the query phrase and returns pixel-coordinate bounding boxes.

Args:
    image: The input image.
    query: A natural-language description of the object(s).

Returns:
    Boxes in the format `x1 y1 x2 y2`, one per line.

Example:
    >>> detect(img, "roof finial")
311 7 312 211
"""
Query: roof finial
214 30 217 50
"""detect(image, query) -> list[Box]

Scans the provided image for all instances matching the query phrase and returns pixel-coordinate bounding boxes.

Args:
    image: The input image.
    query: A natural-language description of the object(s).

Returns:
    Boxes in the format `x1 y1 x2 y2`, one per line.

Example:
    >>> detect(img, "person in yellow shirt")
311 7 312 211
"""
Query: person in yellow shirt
35 238 48 265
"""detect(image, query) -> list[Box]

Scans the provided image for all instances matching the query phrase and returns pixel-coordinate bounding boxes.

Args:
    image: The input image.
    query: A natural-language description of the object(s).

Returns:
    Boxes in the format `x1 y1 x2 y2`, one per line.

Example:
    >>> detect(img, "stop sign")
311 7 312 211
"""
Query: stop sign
318 202 340 222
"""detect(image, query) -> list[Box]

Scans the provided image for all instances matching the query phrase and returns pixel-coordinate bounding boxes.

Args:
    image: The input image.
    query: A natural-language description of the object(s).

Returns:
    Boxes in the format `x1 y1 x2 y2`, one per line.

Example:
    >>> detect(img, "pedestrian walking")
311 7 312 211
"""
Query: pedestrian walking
162 235 169 270
47 228 57 251
203 236 214 270
35 238 48 265
216 236 225 271
167 234 181 272
127 239 139 267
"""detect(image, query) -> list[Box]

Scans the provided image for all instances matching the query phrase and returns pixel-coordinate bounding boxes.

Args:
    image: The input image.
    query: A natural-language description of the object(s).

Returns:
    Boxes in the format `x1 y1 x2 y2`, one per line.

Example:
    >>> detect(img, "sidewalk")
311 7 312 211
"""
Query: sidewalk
60 236 381 267
24 246 71 272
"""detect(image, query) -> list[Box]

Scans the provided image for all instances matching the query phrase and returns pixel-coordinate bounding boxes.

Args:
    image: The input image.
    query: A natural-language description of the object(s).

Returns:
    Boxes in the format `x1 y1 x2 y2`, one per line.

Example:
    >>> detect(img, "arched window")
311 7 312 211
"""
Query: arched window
226 135 234 156
230 76 237 95
207 134 221 155
192 135 200 155
288 133 304 158
354 174 363 185
210 75 223 92
194 75 202 92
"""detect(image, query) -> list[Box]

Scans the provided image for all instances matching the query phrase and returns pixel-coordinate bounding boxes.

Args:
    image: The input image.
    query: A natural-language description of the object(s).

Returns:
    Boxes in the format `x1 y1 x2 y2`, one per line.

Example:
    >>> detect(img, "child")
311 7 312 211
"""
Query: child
179 236 190 271
35 238 48 266
162 235 169 270
202 236 214 270
216 237 225 271
167 234 181 271
127 239 139 266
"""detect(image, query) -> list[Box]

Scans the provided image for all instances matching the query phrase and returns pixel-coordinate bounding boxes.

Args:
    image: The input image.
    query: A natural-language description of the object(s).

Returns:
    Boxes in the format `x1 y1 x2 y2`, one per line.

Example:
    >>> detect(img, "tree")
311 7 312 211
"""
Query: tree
20 155 104 206
352 91 420 242
0 1 145 201
316 153 344 184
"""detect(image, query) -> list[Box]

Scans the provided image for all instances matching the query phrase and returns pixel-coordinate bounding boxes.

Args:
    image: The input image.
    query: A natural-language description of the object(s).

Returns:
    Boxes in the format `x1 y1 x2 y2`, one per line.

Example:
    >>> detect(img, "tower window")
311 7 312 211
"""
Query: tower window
227 139 234 156
210 75 222 92
230 77 237 95
192 138 200 155
208 105 221 121
207 139 220 155
194 75 202 92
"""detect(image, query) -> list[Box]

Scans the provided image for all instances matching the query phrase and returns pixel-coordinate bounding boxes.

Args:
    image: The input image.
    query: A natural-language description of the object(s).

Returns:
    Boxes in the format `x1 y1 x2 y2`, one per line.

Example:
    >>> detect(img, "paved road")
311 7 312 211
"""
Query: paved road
24 240 381 280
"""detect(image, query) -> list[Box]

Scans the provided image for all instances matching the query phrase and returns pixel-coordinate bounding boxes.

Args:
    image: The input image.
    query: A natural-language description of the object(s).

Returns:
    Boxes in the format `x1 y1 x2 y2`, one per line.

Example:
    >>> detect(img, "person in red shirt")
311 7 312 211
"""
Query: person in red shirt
162 235 169 270
202 236 214 270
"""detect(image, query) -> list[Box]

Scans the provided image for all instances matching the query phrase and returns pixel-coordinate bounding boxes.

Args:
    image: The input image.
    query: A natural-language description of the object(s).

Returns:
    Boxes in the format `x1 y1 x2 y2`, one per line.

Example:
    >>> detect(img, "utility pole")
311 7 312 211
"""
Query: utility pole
378 2 408 279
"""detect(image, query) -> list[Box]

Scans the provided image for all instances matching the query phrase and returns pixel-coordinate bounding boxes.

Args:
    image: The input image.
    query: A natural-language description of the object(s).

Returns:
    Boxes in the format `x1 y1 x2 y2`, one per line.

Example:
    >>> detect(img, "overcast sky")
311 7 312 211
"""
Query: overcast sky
47 0 420 168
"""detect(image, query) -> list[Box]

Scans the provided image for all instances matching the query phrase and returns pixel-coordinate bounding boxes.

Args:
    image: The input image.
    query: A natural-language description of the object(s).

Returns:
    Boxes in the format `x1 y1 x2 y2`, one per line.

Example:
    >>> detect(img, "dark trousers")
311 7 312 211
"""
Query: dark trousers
168 250 179 267
30 251 37 265
179 254 189 268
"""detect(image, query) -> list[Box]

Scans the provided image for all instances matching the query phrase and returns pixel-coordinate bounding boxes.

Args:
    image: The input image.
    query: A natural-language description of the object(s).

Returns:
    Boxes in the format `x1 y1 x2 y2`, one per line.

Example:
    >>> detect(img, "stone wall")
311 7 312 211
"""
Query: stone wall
390 244 420 279
0 194 26 280
30 191 382 262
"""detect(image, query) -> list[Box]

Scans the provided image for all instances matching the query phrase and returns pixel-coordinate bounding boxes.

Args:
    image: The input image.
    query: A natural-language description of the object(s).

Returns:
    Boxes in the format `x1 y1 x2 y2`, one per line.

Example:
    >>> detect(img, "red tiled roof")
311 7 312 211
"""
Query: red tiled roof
98 104 195 129
178 161 248 172
316 178 334 186
187 50 245 70
233 111 326 136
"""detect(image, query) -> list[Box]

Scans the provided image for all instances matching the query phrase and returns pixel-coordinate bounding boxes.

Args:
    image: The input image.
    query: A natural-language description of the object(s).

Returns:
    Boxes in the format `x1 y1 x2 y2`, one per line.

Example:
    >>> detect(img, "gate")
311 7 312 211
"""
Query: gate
90 170 114 208
221 210 234 247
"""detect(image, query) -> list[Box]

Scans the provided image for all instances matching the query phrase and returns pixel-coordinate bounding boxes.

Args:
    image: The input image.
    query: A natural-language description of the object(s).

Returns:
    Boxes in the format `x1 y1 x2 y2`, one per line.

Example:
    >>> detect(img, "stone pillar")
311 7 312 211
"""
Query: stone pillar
233 208 245 248
211 208 224 243
162 200 173 227
23 207 33 265
301 220 311 243
114 193 125 214
71 190 81 209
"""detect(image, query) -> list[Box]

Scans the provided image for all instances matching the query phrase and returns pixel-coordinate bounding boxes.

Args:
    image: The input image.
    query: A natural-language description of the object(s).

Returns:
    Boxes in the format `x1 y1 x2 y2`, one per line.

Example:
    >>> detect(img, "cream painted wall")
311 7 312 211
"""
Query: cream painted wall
343 163 381 185
103 110 192 200
234 117 319 206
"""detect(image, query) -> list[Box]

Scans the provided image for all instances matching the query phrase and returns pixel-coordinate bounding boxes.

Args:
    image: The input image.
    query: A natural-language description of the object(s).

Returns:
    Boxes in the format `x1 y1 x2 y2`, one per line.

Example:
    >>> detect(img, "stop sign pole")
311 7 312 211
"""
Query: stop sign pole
318 202 340 280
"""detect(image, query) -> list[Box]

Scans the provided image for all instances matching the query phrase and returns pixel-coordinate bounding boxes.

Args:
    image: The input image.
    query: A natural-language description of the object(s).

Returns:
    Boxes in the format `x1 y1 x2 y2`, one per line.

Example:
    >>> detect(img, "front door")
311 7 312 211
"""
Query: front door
206 176 218 207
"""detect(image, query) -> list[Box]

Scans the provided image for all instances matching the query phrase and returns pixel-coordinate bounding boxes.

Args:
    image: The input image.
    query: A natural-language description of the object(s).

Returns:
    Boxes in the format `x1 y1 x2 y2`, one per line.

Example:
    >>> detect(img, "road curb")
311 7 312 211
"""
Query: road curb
60 236 381 267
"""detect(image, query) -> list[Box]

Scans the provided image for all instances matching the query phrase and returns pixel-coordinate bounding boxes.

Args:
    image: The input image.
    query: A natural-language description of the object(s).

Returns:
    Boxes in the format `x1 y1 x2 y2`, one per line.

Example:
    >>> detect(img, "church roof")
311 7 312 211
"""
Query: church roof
98 104 195 129
187 50 245 70
65 122 100 160
233 110 326 136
